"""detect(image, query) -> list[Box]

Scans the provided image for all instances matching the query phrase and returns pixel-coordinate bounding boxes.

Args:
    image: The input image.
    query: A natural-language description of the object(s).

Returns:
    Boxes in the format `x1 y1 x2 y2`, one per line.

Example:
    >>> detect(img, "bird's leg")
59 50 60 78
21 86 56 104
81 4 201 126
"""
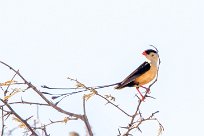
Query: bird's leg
140 86 151 94
136 87 145 101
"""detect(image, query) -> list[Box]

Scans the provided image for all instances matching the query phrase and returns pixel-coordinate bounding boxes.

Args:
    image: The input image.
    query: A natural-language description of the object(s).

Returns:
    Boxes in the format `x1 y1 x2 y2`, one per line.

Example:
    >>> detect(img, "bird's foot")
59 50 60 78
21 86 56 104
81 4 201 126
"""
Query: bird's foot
140 86 151 94
146 88 151 94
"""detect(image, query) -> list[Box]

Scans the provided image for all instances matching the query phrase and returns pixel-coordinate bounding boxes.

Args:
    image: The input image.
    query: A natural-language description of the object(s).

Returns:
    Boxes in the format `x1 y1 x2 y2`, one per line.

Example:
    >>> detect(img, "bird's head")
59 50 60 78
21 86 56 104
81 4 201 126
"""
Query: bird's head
142 49 159 64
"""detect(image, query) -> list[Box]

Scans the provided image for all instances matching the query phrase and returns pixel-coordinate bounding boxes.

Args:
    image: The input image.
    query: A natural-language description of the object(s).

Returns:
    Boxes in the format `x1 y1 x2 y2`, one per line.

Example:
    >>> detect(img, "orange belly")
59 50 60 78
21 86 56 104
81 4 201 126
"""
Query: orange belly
135 65 157 86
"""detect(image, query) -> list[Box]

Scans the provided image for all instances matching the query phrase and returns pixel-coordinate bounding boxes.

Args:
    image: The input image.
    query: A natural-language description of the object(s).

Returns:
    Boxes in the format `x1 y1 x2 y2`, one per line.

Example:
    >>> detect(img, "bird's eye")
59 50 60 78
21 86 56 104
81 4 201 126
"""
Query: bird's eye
151 54 154 57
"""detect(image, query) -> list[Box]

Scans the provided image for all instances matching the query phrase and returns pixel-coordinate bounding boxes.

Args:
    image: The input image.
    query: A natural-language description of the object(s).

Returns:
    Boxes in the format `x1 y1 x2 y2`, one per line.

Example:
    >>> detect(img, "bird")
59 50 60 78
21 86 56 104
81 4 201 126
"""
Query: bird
41 49 159 100
115 49 159 101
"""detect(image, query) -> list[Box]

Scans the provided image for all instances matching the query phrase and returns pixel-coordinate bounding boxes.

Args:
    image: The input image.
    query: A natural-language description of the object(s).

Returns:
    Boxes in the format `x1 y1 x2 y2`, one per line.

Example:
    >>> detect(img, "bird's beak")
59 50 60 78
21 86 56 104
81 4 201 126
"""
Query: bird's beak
142 51 147 56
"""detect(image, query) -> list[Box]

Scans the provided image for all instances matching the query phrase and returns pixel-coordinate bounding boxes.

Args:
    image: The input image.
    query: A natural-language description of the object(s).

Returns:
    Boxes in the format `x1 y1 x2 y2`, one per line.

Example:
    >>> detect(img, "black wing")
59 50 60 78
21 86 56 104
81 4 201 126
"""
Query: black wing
115 61 150 89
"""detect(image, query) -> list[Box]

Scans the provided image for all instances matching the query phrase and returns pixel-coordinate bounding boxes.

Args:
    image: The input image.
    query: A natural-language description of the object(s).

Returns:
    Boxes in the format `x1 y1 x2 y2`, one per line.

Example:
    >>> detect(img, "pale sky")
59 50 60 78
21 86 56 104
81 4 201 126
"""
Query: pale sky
0 0 204 136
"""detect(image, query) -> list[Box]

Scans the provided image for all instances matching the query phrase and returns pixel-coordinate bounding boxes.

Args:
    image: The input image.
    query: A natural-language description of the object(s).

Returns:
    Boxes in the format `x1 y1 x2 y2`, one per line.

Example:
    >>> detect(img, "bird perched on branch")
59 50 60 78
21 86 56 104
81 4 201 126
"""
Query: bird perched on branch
115 49 159 101
41 48 160 101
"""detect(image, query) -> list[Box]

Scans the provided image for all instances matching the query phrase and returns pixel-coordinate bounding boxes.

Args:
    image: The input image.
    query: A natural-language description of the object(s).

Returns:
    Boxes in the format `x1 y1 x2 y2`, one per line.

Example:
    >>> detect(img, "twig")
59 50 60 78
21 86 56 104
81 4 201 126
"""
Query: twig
4 70 19 96
82 97 93 136
33 117 77 130
122 99 142 135
41 125 50 136
7 101 49 107
96 93 131 117
1 107 5 136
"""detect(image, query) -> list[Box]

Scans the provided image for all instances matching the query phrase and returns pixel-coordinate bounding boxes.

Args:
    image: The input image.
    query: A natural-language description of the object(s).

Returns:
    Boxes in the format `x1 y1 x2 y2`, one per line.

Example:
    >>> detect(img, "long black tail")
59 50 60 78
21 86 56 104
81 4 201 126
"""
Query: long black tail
41 82 121 90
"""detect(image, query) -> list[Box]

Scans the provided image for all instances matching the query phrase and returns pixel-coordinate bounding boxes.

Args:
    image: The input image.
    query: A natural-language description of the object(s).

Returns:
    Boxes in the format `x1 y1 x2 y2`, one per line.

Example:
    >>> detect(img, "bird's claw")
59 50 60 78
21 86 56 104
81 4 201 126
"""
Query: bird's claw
146 88 151 94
